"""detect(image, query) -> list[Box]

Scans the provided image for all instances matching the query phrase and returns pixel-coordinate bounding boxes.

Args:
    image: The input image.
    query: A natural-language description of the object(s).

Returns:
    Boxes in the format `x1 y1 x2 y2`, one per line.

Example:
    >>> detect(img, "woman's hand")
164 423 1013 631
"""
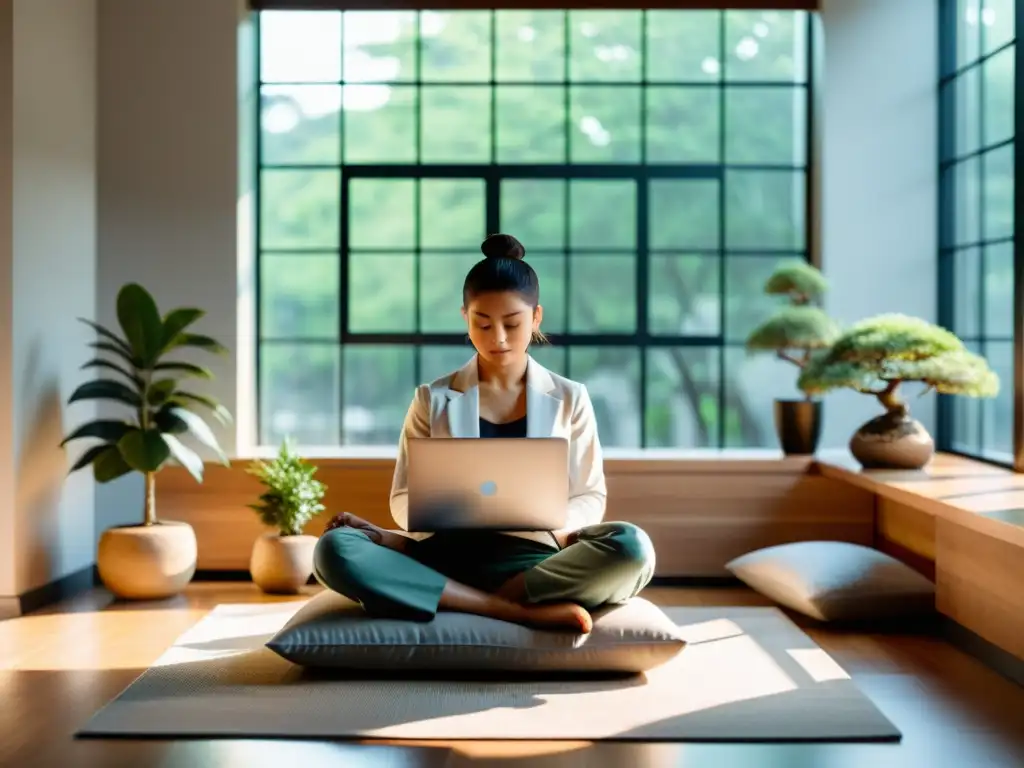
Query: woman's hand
323 511 408 552
324 511 381 542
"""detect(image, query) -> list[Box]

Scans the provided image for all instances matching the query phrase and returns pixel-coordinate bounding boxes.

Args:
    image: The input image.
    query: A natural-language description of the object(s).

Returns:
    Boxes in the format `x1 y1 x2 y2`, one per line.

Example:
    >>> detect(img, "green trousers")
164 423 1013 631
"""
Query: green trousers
312 522 657 622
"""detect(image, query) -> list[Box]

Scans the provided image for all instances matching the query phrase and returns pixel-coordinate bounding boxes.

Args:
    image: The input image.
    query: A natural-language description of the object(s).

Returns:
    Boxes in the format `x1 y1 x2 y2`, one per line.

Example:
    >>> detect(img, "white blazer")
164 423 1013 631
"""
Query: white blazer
389 354 608 547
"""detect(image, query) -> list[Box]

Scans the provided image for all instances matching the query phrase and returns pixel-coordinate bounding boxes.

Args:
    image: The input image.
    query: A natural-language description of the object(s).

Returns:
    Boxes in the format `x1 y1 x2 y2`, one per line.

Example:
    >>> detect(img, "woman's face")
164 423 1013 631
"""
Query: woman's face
462 291 543 369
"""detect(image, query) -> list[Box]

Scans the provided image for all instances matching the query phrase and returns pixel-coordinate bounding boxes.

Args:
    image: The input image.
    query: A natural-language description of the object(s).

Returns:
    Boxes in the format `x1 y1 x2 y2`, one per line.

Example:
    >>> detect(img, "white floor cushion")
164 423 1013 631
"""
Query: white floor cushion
727 540 936 622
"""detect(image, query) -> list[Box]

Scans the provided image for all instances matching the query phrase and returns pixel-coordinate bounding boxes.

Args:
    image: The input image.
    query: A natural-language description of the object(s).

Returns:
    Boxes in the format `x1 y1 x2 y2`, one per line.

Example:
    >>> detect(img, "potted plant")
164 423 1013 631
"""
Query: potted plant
798 313 999 469
246 439 325 594
745 260 840 455
61 283 231 600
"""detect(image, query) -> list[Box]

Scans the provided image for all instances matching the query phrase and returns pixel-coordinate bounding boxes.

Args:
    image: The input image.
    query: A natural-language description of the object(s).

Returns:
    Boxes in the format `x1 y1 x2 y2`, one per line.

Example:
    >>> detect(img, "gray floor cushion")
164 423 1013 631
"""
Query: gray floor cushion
266 590 687 674
726 540 936 622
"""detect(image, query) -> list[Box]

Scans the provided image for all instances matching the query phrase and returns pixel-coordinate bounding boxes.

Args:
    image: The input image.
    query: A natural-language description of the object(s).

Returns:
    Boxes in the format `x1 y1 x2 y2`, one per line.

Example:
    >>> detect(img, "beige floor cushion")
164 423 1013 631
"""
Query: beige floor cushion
266 590 686 674
726 540 936 622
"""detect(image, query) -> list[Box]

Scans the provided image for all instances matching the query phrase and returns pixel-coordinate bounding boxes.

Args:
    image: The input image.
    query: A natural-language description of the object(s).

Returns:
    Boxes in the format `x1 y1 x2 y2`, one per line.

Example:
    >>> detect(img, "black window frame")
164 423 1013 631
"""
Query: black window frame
253 8 818 449
937 0 1022 470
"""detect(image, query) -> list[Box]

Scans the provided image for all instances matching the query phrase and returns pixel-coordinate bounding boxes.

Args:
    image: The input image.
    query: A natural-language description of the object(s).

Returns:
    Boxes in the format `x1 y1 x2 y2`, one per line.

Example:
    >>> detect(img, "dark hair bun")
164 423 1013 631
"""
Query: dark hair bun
481 233 526 261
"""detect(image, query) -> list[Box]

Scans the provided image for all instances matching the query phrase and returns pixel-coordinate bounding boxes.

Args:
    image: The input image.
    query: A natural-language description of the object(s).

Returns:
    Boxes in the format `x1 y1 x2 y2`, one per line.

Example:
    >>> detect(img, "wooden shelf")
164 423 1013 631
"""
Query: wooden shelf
815 451 1024 548
815 451 1024 665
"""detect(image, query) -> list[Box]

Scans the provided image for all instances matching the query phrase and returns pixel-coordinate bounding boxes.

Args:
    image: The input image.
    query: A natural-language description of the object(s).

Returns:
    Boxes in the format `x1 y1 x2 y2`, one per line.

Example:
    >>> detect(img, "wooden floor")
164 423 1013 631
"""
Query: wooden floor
3 583 1024 768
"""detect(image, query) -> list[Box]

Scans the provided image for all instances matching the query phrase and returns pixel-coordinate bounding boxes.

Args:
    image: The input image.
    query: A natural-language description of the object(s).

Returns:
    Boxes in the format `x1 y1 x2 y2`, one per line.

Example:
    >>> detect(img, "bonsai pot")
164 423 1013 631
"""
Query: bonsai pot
849 405 934 470
96 521 197 600
773 398 823 455
250 532 317 594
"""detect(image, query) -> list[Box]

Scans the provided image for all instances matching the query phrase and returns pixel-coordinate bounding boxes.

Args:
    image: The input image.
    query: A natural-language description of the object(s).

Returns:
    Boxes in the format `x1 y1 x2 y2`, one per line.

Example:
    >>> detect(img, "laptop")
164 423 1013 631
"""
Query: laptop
406 437 570 532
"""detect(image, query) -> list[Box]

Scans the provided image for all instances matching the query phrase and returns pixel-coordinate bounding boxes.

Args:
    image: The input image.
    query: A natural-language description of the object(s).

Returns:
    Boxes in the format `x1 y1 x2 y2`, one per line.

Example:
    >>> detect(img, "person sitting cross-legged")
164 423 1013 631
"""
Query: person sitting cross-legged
313 234 656 634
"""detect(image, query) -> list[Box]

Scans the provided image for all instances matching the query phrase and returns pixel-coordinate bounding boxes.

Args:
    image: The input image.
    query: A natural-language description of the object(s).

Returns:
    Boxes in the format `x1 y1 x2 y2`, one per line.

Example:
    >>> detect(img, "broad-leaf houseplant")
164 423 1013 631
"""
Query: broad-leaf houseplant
745 260 840 454
246 439 325 593
61 283 231 599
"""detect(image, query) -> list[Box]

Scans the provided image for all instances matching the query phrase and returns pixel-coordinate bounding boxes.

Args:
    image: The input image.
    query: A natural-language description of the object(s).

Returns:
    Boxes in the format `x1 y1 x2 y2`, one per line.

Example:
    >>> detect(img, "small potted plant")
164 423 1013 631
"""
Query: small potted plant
61 283 231 600
246 439 325 594
745 260 840 455
798 313 999 469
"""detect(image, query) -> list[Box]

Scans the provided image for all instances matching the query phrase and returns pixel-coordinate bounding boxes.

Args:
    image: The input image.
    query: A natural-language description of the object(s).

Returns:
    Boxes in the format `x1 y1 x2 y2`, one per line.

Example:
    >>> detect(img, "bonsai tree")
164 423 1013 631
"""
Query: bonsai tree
246 439 326 536
745 259 841 395
60 283 232 525
798 313 999 413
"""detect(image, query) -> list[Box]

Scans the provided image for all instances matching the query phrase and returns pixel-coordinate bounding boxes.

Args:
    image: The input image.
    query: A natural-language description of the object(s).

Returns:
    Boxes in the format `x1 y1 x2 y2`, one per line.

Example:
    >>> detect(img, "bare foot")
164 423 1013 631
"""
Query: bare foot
439 580 591 633
518 602 594 634
492 574 591 633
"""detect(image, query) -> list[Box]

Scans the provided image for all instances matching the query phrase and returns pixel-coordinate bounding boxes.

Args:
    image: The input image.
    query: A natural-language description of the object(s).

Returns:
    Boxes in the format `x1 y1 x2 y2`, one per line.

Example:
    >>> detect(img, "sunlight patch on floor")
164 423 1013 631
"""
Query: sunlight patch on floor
674 617 745 645
379 634 801 738
787 648 851 682
0 608 206 671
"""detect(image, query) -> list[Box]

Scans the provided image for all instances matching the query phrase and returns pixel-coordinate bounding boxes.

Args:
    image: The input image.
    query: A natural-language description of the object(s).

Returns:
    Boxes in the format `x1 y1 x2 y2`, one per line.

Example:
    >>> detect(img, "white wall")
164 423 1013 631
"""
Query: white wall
0 0 97 608
817 0 939 446
96 0 242 532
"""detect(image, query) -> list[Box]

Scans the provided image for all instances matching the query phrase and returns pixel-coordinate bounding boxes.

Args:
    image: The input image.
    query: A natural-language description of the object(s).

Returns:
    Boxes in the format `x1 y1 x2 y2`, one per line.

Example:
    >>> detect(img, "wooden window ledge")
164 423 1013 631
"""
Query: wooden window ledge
814 451 1024 666
814 451 1024 549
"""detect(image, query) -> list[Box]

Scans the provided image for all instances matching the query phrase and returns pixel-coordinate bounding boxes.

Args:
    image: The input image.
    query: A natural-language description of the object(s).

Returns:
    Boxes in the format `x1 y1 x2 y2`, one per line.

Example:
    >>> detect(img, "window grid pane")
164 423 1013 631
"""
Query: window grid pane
256 8 812 449
938 0 1016 466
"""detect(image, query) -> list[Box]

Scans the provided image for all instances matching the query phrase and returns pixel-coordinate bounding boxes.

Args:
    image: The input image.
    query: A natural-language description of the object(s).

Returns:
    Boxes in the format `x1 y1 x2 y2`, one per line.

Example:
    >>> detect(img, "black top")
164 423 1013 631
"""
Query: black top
479 415 527 438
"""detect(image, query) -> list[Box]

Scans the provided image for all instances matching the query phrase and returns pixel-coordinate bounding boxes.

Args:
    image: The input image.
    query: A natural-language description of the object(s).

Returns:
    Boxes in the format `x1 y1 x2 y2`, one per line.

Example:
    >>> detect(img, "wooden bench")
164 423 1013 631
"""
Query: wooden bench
160 449 1024 670
816 451 1024 669
159 450 877 576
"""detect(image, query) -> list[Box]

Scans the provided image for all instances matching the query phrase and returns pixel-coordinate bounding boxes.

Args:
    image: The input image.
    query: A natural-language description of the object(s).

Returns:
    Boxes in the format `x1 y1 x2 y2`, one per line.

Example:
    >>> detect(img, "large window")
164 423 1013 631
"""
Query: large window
255 9 813 449
938 0 1016 464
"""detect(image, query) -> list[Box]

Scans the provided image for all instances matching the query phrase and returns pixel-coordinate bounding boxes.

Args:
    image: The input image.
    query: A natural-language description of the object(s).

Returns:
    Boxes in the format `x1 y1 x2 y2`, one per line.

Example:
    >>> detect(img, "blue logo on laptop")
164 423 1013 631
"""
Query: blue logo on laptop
480 481 497 497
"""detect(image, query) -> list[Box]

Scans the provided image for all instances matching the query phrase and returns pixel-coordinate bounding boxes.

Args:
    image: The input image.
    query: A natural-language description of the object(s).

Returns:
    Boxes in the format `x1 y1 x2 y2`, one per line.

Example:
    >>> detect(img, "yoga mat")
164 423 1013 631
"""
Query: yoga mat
78 602 900 742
